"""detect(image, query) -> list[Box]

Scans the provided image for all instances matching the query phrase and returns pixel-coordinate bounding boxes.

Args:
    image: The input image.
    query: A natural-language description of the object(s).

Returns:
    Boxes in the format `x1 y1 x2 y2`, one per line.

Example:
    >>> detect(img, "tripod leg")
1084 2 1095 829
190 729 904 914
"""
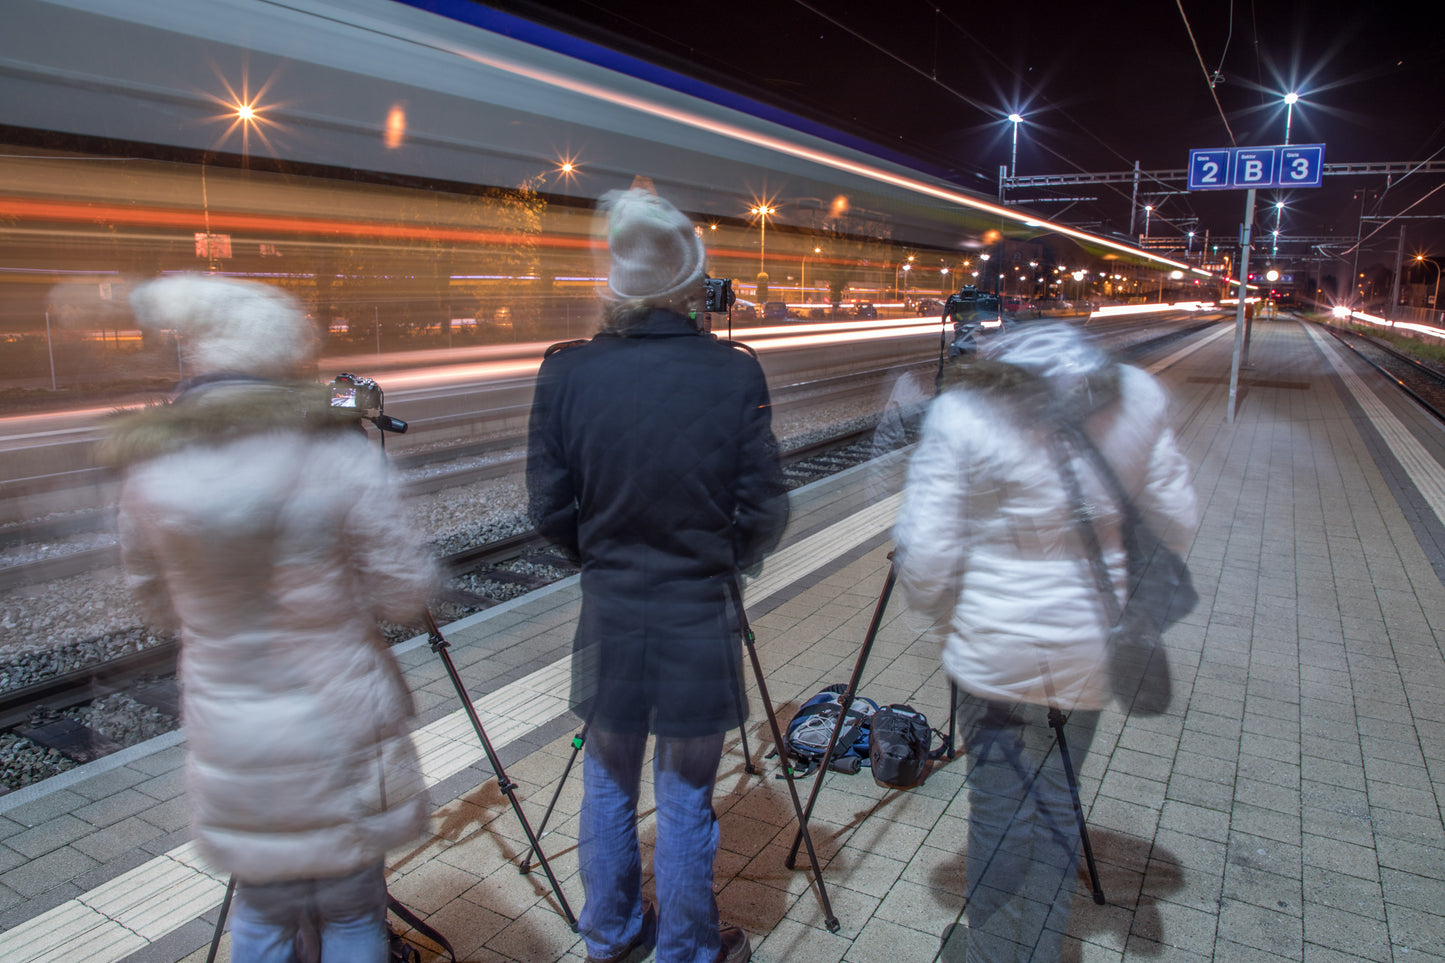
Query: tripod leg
727 579 840 933
785 559 896 869
736 720 755 774
424 612 578 930
946 681 958 759
1047 707 1106 905
206 876 235 963
520 724 588 875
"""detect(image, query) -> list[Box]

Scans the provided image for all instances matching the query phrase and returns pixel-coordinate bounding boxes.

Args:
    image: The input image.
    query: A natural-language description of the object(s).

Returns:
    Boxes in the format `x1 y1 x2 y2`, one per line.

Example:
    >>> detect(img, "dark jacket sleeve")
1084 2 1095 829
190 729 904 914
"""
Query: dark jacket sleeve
732 357 789 571
526 356 580 555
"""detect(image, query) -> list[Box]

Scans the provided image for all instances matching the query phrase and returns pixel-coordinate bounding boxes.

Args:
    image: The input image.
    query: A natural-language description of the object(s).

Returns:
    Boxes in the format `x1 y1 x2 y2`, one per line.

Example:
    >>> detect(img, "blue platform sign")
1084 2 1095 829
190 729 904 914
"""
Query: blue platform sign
1278 145 1325 187
1187 144 1325 190
1189 150 1231 189
1233 149 1276 187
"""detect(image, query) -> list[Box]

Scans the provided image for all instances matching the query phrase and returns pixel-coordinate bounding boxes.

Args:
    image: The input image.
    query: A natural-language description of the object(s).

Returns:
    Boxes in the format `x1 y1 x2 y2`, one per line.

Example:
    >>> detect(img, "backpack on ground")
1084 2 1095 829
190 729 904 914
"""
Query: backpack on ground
869 703 945 789
785 683 878 776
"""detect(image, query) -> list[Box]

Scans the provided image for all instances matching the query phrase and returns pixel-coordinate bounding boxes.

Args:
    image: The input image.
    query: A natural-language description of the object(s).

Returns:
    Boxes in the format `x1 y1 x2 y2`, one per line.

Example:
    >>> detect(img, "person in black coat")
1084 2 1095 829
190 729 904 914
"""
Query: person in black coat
527 188 788 963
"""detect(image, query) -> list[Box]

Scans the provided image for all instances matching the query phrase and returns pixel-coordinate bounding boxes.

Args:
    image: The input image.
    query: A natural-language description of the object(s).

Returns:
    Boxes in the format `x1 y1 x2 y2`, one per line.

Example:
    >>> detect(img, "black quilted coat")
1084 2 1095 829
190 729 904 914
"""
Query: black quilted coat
526 309 789 736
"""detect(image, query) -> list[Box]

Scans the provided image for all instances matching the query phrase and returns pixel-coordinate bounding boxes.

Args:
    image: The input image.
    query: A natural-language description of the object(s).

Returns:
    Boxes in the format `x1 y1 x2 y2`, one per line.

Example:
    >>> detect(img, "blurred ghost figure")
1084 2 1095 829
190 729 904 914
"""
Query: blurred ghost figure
892 323 1196 962
105 276 438 963
527 188 788 963
866 367 933 500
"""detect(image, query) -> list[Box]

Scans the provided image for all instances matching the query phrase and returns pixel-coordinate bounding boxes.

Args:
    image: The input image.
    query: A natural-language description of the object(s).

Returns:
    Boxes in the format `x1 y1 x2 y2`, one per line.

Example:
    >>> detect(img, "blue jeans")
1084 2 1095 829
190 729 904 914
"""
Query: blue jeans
579 728 725 963
230 862 388 963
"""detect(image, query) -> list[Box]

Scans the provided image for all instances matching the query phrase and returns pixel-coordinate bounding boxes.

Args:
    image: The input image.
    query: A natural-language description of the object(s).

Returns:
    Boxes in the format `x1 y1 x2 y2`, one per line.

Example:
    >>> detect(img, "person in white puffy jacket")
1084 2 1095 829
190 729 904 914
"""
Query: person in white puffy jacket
892 323 1196 963
107 276 439 963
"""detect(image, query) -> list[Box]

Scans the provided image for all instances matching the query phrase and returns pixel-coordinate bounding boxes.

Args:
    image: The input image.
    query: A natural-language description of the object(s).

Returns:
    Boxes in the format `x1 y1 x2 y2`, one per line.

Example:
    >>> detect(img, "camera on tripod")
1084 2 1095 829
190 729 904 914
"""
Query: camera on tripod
945 286 1005 358
703 276 735 314
327 372 407 433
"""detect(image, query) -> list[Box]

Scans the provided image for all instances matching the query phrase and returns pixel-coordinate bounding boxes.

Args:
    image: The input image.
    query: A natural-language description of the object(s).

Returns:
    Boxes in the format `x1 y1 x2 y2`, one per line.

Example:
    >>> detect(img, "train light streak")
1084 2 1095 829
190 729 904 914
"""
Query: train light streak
427 37 1194 273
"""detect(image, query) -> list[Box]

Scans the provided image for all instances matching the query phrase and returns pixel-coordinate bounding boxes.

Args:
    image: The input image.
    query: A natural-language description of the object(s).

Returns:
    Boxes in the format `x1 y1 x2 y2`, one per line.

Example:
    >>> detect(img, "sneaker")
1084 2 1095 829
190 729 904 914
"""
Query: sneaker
585 902 657 963
715 926 751 963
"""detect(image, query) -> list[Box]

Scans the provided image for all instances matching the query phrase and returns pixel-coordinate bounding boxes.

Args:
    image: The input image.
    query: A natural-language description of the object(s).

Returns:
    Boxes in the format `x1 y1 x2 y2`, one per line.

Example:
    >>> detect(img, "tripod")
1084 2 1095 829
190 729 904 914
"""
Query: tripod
517 578 839 931
781 557 1105 913
518 710 756 874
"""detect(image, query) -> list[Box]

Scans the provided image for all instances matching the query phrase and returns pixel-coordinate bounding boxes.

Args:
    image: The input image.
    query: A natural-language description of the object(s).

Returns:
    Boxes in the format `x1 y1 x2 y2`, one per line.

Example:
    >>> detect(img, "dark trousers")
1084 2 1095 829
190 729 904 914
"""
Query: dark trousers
950 698 1099 963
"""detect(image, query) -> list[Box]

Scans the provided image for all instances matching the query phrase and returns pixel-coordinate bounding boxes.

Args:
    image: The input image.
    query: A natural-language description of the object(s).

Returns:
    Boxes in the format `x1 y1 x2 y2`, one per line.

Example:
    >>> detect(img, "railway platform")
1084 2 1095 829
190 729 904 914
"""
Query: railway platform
2 315 1444 962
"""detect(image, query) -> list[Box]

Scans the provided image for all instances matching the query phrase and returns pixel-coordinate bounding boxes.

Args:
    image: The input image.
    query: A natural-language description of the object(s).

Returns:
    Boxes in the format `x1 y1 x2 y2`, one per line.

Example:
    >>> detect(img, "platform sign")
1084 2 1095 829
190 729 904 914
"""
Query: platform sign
1189 149 1231 190
1278 145 1325 187
1233 148 1276 187
1187 144 1325 190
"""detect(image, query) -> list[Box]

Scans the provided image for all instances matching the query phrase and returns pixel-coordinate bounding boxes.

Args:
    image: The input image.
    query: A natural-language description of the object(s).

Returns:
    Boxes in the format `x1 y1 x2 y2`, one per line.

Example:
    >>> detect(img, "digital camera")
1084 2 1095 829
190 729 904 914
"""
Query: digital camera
703 277 735 313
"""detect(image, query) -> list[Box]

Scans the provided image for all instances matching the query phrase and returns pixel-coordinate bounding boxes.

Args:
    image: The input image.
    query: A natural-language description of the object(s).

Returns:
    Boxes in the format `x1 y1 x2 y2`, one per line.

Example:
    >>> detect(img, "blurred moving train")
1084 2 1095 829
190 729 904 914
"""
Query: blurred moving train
0 0 1200 397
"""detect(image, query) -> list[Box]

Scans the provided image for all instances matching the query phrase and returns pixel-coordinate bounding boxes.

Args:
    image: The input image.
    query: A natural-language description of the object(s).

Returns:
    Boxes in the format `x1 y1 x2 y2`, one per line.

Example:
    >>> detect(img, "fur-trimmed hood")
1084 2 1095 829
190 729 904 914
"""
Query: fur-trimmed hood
938 323 1122 424
101 378 360 467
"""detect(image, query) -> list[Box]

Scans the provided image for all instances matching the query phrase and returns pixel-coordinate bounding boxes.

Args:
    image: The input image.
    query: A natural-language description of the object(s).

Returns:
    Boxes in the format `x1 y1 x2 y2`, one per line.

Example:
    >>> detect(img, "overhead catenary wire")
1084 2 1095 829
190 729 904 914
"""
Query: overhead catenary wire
1175 0 1237 146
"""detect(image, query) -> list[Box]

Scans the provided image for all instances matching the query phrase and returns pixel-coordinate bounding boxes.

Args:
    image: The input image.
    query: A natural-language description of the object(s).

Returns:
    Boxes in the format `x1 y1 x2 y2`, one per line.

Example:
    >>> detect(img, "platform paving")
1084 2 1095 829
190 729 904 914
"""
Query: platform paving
2 316 1444 962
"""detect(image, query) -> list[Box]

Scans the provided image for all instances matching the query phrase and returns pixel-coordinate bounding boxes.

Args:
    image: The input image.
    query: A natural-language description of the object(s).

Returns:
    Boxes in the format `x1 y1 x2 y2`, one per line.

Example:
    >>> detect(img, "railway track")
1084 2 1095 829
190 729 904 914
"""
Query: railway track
0 424 891 789
1320 324 1445 425
0 363 915 590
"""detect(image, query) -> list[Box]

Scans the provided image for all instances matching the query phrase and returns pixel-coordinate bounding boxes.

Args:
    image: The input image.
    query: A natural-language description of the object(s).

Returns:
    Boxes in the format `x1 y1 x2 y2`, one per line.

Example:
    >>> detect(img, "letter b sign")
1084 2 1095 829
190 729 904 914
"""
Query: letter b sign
1234 150 1274 185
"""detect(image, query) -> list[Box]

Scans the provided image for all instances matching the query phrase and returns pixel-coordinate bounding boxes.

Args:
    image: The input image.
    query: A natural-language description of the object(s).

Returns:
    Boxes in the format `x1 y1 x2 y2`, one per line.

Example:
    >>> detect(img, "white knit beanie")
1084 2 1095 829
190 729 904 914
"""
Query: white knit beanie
130 275 317 378
599 188 706 302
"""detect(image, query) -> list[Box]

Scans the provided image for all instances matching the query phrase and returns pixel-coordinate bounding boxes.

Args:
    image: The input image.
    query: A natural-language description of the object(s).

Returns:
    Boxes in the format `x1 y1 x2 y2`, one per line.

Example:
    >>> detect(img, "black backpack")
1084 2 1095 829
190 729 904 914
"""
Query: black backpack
869 704 943 789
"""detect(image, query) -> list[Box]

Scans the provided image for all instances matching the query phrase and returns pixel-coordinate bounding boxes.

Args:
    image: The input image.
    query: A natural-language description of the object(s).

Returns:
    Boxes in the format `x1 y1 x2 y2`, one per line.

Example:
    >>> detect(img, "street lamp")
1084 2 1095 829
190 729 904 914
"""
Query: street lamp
750 205 775 274
1415 255 1442 313
1283 91 1299 145
750 204 775 300
940 265 949 295
800 245 820 303
1007 113 1023 177
1143 205 1153 241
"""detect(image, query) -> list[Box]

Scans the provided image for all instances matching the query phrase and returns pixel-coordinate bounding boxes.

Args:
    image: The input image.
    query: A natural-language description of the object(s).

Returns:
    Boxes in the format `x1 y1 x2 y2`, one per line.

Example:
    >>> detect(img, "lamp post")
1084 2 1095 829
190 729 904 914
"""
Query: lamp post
751 204 775 300
801 245 820 304
1415 255 1442 314
1142 205 1153 242
1283 91 1299 145
1008 113 1022 177
940 265 949 296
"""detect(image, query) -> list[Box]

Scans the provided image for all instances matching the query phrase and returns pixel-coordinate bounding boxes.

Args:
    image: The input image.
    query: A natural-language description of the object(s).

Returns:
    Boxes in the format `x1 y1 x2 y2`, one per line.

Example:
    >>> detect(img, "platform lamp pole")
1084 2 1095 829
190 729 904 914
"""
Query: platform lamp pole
1227 188 1257 424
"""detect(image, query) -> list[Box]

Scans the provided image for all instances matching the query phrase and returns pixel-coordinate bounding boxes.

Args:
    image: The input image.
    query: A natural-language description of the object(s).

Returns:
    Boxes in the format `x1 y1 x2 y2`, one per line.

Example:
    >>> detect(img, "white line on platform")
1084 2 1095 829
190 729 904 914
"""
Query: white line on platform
1305 323 1445 527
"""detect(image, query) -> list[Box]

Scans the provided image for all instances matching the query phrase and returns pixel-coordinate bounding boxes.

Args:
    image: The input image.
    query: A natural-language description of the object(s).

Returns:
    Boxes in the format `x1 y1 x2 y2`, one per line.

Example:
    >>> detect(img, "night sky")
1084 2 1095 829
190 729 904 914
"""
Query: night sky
478 0 1445 286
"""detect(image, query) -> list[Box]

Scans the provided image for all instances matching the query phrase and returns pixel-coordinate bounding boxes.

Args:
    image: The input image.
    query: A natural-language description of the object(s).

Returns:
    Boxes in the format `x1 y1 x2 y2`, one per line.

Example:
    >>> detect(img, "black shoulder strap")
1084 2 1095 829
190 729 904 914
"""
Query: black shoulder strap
716 338 758 358
388 894 457 962
544 338 589 358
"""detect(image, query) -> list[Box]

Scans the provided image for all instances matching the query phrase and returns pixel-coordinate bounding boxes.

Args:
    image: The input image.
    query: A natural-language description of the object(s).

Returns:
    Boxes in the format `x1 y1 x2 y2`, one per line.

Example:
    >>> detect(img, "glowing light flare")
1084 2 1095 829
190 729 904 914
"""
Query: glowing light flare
384 105 406 149
206 67 282 158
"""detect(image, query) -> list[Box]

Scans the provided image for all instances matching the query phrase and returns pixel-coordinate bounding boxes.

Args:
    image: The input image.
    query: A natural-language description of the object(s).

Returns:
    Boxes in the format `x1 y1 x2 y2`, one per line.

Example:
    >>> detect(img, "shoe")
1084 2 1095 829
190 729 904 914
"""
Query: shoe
715 925 751 963
586 902 657 963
